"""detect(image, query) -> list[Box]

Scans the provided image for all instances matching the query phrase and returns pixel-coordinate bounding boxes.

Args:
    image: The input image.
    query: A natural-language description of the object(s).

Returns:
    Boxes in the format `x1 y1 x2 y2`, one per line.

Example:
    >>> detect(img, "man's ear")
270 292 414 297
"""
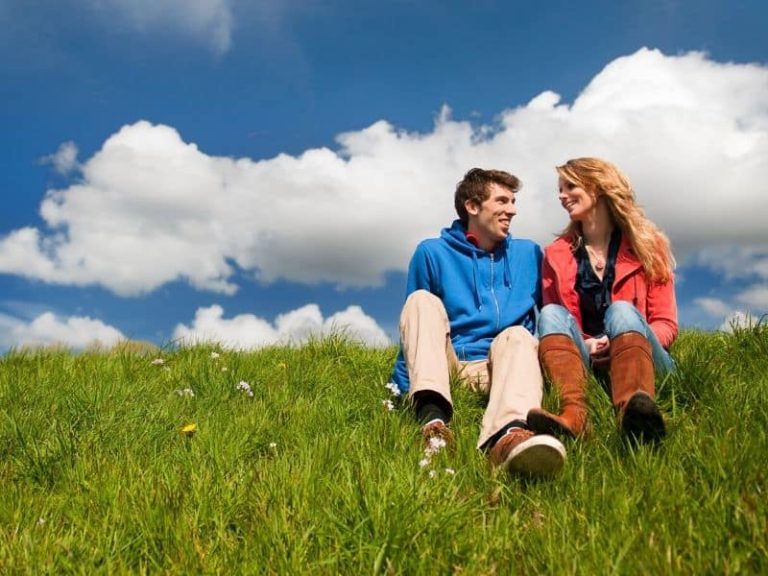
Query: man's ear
465 199 480 217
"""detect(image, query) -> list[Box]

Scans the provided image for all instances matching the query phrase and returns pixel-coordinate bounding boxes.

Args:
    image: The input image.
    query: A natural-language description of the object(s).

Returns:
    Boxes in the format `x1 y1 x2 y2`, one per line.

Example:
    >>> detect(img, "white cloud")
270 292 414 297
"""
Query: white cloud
41 141 79 175
719 310 759 332
736 285 768 309
694 297 732 317
93 0 233 54
693 289 767 331
0 312 125 350
0 48 767 295
172 303 390 349
695 246 768 281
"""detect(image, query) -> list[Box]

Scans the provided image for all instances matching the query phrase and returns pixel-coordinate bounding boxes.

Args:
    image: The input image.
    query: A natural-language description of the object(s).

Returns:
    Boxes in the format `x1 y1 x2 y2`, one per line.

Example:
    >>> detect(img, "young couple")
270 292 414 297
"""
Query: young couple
391 159 677 477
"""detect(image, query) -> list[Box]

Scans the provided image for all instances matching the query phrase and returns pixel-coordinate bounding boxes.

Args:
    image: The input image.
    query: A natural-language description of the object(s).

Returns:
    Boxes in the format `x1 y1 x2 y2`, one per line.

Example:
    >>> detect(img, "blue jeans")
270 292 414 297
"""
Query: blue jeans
537 302 675 374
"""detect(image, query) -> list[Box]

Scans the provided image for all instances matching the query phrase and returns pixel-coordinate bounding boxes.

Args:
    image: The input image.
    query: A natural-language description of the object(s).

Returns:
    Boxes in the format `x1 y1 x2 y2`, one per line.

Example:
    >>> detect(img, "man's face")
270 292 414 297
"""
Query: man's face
465 183 517 249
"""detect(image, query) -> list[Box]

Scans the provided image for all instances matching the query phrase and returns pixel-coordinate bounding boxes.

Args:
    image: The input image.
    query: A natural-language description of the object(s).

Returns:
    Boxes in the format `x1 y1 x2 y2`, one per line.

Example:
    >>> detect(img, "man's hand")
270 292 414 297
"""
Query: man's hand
586 335 610 366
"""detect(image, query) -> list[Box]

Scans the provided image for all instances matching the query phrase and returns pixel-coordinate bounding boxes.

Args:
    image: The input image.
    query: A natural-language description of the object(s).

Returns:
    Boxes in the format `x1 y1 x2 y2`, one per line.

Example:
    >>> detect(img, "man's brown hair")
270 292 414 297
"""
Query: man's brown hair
454 168 521 226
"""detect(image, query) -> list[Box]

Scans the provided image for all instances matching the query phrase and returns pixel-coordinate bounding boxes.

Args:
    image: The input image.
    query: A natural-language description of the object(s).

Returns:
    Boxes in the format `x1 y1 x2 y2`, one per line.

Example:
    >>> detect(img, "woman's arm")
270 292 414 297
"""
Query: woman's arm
541 256 559 306
646 277 678 349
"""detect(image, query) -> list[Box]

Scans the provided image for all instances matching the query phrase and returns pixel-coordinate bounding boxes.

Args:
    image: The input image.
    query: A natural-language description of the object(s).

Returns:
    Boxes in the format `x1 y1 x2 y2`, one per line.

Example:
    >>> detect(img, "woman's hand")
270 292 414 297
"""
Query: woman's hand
586 335 610 366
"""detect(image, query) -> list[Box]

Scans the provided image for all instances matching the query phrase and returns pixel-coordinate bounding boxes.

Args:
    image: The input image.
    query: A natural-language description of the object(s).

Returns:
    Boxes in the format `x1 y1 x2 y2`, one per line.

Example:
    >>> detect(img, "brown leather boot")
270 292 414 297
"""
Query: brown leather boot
609 331 666 444
527 334 590 439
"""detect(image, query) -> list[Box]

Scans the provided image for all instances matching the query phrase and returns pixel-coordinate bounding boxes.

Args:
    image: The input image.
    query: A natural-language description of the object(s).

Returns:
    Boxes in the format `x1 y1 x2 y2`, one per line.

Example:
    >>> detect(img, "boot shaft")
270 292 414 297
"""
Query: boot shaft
608 331 655 410
536 334 589 436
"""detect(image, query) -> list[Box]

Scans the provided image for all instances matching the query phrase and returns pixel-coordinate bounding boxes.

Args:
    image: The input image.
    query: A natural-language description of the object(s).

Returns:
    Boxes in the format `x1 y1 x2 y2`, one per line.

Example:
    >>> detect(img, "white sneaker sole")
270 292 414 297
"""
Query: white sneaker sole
505 434 566 476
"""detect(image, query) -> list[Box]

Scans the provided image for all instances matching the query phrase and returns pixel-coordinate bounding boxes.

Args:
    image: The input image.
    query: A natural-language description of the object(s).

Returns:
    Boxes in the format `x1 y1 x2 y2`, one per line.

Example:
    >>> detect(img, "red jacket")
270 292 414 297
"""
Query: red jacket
542 235 678 349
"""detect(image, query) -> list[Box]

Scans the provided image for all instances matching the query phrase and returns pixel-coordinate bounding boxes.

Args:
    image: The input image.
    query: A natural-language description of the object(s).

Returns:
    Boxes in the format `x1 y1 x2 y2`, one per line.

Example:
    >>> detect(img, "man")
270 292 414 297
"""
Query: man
390 168 566 476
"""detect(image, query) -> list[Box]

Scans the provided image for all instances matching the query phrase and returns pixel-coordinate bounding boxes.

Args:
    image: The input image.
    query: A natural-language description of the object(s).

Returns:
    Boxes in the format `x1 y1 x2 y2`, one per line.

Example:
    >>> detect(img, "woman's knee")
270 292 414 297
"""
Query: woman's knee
604 301 645 336
538 304 574 336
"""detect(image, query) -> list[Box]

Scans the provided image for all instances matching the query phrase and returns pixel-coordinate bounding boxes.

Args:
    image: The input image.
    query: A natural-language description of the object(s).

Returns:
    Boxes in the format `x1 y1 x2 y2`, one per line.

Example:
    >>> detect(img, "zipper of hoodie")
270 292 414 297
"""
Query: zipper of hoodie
490 253 500 329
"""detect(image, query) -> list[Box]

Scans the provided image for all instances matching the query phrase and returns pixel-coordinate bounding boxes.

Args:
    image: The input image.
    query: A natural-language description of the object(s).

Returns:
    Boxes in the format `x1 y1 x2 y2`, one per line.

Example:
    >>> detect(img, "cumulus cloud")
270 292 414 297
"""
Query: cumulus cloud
736 285 768 309
41 141 79 175
719 310 760 332
694 297 732 317
0 48 766 296
694 290 767 332
0 311 125 350
93 0 233 54
172 304 390 349
695 246 768 282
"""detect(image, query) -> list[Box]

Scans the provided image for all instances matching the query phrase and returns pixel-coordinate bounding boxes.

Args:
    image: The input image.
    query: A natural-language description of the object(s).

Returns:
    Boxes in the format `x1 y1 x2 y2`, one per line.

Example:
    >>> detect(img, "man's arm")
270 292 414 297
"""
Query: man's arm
405 243 436 294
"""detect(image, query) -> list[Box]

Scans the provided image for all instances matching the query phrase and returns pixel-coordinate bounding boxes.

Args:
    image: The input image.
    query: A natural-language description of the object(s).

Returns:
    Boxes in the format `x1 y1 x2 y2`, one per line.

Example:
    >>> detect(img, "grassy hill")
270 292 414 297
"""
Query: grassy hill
1 327 766 574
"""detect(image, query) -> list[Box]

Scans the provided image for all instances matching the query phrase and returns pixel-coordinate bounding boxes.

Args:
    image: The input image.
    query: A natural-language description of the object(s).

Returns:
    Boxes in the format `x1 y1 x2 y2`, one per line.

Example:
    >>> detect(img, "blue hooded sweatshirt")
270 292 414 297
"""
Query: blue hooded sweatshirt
390 220 542 393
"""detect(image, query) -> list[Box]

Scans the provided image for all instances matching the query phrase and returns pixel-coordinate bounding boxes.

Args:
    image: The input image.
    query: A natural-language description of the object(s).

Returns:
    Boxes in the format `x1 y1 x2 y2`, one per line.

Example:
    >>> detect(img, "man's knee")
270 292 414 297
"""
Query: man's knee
404 289 440 309
400 290 449 331
491 326 537 355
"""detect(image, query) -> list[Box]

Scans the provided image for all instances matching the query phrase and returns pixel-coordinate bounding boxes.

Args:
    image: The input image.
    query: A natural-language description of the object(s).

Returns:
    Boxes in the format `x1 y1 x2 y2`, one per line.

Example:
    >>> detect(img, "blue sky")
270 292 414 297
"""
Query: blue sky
1 0 767 350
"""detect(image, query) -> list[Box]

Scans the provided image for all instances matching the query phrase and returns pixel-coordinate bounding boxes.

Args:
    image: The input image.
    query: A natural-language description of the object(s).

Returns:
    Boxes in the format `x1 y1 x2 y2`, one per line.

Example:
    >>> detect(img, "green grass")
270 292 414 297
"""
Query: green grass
1 327 767 574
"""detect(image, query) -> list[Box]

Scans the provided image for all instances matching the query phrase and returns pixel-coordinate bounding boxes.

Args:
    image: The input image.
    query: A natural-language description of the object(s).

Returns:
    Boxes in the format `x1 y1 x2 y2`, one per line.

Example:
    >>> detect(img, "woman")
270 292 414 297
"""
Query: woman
528 158 677 444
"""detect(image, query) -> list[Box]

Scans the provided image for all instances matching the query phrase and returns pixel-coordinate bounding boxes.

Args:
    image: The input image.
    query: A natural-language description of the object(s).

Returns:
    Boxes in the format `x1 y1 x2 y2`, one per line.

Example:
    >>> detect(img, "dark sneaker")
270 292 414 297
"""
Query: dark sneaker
622 392 666 444
490 428 566 476
422 420 454 452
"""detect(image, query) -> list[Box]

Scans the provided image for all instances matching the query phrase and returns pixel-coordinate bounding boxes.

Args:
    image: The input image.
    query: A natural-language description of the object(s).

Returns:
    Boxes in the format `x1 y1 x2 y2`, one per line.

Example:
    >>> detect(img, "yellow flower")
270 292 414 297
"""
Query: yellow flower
181 423 197 437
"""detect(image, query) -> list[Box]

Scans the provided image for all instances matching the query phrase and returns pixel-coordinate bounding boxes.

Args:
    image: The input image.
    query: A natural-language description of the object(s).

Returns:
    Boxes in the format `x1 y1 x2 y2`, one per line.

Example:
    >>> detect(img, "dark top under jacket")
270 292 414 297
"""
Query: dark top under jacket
575 229 622 337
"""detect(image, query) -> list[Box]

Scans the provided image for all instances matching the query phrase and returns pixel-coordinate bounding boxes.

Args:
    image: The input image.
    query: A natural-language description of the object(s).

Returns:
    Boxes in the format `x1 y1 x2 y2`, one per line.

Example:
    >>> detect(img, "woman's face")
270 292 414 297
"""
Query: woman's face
558 176 596 221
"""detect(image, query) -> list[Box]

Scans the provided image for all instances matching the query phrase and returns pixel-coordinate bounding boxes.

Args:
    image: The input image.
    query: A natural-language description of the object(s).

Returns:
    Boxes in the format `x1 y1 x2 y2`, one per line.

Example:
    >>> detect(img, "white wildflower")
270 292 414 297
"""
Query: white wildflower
221 366 228 372
382 399 395 411
428 470 437 478
151 358 165 366
269 442 277 449
236 380 254 397
445 468 456 475
175 388 195 398
37 517 46 526
418 458 430 468
384 382 401 397
425 436 447 456
210 351 220 359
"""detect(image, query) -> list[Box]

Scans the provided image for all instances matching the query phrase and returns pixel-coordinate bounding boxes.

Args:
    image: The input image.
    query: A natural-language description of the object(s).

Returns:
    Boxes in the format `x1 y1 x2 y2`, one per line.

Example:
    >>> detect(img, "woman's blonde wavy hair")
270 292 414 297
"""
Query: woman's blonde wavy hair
557 157 675 283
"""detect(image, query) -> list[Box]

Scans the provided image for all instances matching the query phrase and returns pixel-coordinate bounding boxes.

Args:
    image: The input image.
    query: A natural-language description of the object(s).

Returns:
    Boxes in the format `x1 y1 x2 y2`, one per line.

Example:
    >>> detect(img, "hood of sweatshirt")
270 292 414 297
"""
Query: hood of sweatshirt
440 220 513 309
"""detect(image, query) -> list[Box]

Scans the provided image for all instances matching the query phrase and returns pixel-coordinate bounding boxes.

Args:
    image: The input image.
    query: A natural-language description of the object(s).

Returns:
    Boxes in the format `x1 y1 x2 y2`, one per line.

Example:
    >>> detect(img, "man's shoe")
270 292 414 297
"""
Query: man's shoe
489 428 566 476
422 420 454 452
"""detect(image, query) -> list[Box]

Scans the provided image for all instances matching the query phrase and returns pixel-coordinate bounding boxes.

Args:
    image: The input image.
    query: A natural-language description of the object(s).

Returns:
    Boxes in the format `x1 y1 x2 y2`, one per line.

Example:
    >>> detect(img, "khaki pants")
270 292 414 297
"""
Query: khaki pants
400 290 543 448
